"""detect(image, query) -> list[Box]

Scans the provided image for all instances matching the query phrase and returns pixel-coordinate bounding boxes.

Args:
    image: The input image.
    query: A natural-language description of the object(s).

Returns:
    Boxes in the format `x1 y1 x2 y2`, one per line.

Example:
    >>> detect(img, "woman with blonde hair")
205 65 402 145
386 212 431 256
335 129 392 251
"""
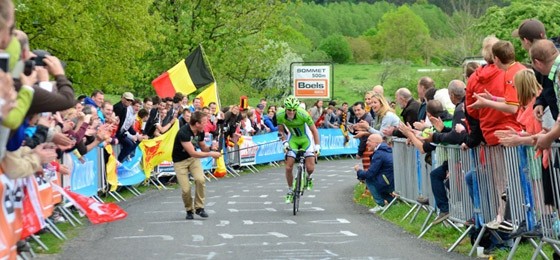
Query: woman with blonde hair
495 69 542 145
356 92 400 137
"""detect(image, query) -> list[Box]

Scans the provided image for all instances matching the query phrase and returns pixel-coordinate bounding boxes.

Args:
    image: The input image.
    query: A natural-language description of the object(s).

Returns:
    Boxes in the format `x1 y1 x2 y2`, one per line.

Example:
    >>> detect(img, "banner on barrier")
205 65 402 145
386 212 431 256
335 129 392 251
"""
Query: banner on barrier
251 132 284 165
70 148 100 197
318 129 359 156
117 147 146 186
239 136 257 166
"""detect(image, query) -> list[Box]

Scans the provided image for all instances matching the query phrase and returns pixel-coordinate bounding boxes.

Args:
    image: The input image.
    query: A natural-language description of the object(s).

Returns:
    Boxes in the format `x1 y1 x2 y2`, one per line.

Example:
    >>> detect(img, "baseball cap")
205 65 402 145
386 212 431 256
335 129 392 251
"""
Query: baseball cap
512 19 546 41
122 92 134 100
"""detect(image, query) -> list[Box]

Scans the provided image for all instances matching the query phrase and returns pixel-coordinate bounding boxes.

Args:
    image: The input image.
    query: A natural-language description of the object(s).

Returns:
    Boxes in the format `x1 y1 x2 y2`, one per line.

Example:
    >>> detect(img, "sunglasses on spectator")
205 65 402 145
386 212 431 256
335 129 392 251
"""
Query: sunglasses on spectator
126 99 134 102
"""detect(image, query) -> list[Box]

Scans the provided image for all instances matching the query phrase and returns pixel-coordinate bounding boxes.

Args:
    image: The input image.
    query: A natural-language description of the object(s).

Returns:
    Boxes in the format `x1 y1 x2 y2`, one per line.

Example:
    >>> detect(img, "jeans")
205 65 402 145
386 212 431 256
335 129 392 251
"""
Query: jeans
364 179 393 206
117 135 138 162
465 170 475 204
430 161 449 213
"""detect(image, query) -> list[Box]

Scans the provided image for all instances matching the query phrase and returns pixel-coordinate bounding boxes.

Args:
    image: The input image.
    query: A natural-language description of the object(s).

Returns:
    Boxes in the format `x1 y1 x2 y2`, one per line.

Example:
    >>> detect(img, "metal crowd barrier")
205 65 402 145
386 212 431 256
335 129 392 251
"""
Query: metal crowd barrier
390 140 560 258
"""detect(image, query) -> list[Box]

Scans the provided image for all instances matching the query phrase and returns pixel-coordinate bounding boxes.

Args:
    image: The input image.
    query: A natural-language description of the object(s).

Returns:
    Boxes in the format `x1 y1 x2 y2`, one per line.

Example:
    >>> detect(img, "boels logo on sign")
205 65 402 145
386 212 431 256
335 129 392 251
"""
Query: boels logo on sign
293 65 330 99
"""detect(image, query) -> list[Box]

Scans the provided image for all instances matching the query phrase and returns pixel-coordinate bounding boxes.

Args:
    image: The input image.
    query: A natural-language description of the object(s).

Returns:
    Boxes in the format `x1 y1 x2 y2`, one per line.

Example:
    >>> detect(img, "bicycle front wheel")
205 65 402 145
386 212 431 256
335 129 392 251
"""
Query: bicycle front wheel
293 165 303 215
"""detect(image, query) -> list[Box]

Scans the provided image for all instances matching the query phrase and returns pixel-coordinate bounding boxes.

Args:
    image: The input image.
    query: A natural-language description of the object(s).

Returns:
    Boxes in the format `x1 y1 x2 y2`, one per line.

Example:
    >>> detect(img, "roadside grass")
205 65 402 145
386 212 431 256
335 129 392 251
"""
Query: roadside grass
353 182 555 259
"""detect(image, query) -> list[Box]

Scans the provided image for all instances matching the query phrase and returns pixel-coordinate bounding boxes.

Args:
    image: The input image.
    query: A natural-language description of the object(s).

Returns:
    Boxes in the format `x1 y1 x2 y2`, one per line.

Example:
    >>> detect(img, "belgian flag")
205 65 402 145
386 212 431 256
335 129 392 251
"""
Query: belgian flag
151 46 214 97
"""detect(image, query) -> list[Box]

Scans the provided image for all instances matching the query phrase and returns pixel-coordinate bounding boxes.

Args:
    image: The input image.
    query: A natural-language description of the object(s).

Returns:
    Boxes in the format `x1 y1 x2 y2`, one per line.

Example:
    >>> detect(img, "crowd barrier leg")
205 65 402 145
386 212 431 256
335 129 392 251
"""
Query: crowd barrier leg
107 191 123 202
31 234 48 251
401 203 419 222
57 205 77 227
45 219 66 241
125 186 141 196
58 205 82 226
148 176 168 190
448 225 475 252
529 238 549 260
380 196 399 215
419 207 435 233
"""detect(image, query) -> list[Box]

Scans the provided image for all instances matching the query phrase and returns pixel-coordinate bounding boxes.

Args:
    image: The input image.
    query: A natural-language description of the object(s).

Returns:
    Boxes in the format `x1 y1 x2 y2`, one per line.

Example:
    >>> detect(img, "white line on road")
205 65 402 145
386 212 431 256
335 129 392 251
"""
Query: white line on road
309 218 350 224
243 220 296 225
148 220 203 225
219 232 288 239
304 230 358 237
228 208 277 212
229 195 268 198
227 201 272 205
113 235 174 241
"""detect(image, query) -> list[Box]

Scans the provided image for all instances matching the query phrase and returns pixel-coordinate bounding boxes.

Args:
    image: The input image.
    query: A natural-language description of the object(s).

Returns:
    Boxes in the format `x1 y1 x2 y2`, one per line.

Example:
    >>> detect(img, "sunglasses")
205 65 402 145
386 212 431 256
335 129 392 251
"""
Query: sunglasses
126 99 134 102
286 109 296 112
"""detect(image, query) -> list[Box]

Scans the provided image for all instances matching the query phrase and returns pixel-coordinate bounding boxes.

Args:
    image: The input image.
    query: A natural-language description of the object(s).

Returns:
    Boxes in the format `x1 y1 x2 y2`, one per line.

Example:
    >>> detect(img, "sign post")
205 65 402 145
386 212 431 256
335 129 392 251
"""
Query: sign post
290 62 333 99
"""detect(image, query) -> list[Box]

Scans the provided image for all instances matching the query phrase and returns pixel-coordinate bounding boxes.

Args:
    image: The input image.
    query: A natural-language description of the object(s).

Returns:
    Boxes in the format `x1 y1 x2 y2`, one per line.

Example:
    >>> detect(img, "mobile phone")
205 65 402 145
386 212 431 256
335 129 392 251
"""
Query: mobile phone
0 53 9 72
23 60 35 76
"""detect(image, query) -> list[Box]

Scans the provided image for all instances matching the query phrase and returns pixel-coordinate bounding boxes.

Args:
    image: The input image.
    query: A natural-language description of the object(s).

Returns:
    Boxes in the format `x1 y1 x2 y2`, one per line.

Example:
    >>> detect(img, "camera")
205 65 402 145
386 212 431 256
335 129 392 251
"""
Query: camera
32 55 46 66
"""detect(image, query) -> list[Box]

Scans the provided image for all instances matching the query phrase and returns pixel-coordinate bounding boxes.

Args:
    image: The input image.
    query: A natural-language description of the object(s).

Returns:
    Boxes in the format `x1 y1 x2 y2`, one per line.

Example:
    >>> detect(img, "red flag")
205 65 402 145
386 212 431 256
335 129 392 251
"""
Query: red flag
52 184 128 224
20 184 45 239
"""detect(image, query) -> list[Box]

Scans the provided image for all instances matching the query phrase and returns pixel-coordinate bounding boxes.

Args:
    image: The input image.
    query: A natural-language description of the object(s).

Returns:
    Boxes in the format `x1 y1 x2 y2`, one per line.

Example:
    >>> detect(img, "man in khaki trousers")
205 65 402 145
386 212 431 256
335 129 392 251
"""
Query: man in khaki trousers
172 111 221 219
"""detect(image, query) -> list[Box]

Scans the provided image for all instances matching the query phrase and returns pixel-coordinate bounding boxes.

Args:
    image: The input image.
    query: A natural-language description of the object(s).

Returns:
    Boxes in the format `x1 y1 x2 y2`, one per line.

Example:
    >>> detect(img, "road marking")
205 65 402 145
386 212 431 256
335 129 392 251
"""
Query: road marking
315 240 355 245
113 235 174 241
183 244 226 249
243 220 296 225
228 208 277 212
216 220 229 227
304 230 358 237
237 242 269 246
308 195 316 198
219 232 288 239
206 202 216 206
175 252 218 259
309 218 350 224
285 207 324 212
304 201 312 205
192 235 204 242
148 220 203 225
144 209 216 214
229 195 268 198
227 201 272 205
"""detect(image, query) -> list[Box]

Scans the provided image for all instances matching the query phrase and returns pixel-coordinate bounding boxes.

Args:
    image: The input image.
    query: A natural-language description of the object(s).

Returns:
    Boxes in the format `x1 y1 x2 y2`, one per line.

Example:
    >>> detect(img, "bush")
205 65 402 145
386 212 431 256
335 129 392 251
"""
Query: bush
318 34 353 64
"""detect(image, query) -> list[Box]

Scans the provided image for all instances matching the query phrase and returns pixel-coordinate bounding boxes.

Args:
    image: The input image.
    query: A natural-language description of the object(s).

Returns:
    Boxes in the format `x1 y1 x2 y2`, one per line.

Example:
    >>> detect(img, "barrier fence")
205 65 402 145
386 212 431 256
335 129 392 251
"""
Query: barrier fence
8 127 560 259
0 128 360 258
392 138 560 259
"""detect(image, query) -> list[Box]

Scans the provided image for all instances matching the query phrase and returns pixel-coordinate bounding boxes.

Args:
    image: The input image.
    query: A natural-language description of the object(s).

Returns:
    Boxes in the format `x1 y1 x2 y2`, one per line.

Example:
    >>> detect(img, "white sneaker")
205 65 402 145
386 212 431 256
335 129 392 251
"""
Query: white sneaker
369 205 385 213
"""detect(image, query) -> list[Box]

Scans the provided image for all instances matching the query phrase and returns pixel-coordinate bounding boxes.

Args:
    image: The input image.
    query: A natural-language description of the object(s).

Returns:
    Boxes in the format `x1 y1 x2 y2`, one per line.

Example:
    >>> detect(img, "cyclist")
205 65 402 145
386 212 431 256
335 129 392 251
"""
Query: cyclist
277 96 321 203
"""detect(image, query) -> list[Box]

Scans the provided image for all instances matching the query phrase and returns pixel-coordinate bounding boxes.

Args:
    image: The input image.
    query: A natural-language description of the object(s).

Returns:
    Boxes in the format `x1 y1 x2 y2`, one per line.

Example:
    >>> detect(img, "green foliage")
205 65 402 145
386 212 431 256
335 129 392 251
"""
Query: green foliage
143 0 289 96
409 3 455 38
290 1 396 47
346 36 373 64
372 5 432 64
15 0 160 95
475 0 560 62
319 34 353 64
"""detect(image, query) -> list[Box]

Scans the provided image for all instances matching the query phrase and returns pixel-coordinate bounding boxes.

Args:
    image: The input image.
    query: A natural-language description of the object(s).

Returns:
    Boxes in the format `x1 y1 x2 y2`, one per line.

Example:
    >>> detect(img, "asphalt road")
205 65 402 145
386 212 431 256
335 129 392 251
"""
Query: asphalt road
55 158 471 260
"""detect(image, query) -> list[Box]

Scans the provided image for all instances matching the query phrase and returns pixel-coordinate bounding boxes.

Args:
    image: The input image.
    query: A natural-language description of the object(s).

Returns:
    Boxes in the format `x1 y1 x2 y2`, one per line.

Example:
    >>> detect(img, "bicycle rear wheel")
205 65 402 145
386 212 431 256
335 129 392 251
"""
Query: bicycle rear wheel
293 165 303 215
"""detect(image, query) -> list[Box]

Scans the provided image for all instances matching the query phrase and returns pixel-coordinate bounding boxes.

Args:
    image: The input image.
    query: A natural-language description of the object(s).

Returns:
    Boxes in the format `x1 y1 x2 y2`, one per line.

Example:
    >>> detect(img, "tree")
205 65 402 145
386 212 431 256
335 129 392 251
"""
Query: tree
372 5 431 64
15 0 160 94
142 0 289 100
319 35 353 63
475 0 560 62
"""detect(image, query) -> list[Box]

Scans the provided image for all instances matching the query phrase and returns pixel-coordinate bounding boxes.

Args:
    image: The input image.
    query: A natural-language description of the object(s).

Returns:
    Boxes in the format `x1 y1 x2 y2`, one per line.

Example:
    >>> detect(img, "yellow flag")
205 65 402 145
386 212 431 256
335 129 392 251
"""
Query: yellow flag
104 145 119 191
138 122 180 178
196 82 220 111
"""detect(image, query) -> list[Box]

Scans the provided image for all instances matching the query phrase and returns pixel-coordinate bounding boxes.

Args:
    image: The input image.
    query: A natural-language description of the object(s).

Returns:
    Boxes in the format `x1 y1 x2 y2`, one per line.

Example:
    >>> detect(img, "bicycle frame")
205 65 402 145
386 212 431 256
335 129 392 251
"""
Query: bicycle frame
293 150 306 215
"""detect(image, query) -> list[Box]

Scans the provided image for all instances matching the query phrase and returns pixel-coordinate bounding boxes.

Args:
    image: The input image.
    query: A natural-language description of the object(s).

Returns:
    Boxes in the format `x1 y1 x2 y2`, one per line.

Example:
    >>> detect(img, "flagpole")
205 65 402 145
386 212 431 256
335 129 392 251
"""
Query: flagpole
199 44 221 109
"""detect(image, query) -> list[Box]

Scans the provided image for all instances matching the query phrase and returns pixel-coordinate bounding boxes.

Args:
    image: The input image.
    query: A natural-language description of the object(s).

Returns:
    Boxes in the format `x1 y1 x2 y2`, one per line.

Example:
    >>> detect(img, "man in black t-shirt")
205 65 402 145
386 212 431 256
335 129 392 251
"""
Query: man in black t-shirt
172 111 221 220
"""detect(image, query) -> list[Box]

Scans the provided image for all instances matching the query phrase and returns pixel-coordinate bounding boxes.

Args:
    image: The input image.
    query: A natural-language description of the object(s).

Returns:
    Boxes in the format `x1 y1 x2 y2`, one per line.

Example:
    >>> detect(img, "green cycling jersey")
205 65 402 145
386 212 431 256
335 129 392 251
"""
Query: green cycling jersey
276 107 314 138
